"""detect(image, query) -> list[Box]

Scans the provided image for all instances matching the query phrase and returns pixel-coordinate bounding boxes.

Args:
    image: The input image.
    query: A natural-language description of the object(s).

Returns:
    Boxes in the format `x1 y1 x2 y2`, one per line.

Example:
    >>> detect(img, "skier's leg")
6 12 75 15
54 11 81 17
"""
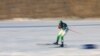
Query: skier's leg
56 35 60 43
60 30 66 47
60 36 64 47
54 35 60 45
61 36 64 43
54 30 62 45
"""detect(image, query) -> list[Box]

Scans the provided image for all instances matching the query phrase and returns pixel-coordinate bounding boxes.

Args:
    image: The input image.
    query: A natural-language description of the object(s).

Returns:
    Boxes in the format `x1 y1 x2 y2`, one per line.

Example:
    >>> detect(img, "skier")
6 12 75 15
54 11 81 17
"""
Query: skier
54 20 69 47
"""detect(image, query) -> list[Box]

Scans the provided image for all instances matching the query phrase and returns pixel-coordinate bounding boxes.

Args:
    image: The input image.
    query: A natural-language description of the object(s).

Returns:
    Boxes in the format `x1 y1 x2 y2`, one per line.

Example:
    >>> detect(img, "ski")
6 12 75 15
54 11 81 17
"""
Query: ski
37 43 60 46
37 43 67 48
52 46 67 48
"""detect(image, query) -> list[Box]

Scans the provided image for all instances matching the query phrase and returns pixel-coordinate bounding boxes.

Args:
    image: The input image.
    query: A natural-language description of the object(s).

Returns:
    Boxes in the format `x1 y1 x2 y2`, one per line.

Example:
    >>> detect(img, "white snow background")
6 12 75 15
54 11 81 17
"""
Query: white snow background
0 20 100 56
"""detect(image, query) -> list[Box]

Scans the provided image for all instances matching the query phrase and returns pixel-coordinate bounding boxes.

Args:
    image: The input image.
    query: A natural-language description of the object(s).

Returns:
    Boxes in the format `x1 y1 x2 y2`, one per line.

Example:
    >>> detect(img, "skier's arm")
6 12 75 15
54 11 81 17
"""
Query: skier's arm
65 23 69 31
58 22 61 29
58 25 61 29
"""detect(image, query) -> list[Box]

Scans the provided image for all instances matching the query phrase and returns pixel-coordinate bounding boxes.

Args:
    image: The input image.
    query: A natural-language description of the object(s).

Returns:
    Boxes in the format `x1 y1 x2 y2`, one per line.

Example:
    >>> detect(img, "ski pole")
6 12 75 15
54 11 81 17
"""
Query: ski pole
69 29 81 34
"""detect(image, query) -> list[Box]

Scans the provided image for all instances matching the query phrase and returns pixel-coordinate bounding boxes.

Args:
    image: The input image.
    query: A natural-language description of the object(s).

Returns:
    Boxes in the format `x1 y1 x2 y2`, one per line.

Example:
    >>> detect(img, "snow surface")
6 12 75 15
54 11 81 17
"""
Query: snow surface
0 20 100 56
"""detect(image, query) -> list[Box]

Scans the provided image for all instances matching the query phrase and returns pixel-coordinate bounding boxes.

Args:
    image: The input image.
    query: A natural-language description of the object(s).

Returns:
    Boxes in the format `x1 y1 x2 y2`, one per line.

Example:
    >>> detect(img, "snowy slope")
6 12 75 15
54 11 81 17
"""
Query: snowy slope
0 20 100 56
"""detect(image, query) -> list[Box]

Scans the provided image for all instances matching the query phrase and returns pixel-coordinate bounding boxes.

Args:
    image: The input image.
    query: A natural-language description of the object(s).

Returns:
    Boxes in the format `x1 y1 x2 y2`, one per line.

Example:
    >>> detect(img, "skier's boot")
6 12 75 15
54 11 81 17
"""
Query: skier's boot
60 42 64 47
53 42 58 45
53 38 59 45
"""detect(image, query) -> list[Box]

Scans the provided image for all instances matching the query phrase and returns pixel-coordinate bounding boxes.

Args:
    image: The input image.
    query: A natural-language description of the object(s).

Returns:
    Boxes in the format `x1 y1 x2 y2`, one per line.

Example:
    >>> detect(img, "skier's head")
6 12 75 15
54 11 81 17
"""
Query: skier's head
59 20 63 23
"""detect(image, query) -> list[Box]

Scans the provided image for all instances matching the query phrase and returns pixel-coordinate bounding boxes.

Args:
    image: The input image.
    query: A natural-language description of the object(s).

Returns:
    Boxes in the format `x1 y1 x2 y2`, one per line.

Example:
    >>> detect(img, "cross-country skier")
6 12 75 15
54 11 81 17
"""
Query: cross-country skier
54 20 69 47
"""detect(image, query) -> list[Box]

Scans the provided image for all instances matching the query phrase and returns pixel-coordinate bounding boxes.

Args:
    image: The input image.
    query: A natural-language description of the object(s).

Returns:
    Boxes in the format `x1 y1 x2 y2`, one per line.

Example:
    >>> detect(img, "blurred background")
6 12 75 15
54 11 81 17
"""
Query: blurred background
0 0 100 20
0 1 100 56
